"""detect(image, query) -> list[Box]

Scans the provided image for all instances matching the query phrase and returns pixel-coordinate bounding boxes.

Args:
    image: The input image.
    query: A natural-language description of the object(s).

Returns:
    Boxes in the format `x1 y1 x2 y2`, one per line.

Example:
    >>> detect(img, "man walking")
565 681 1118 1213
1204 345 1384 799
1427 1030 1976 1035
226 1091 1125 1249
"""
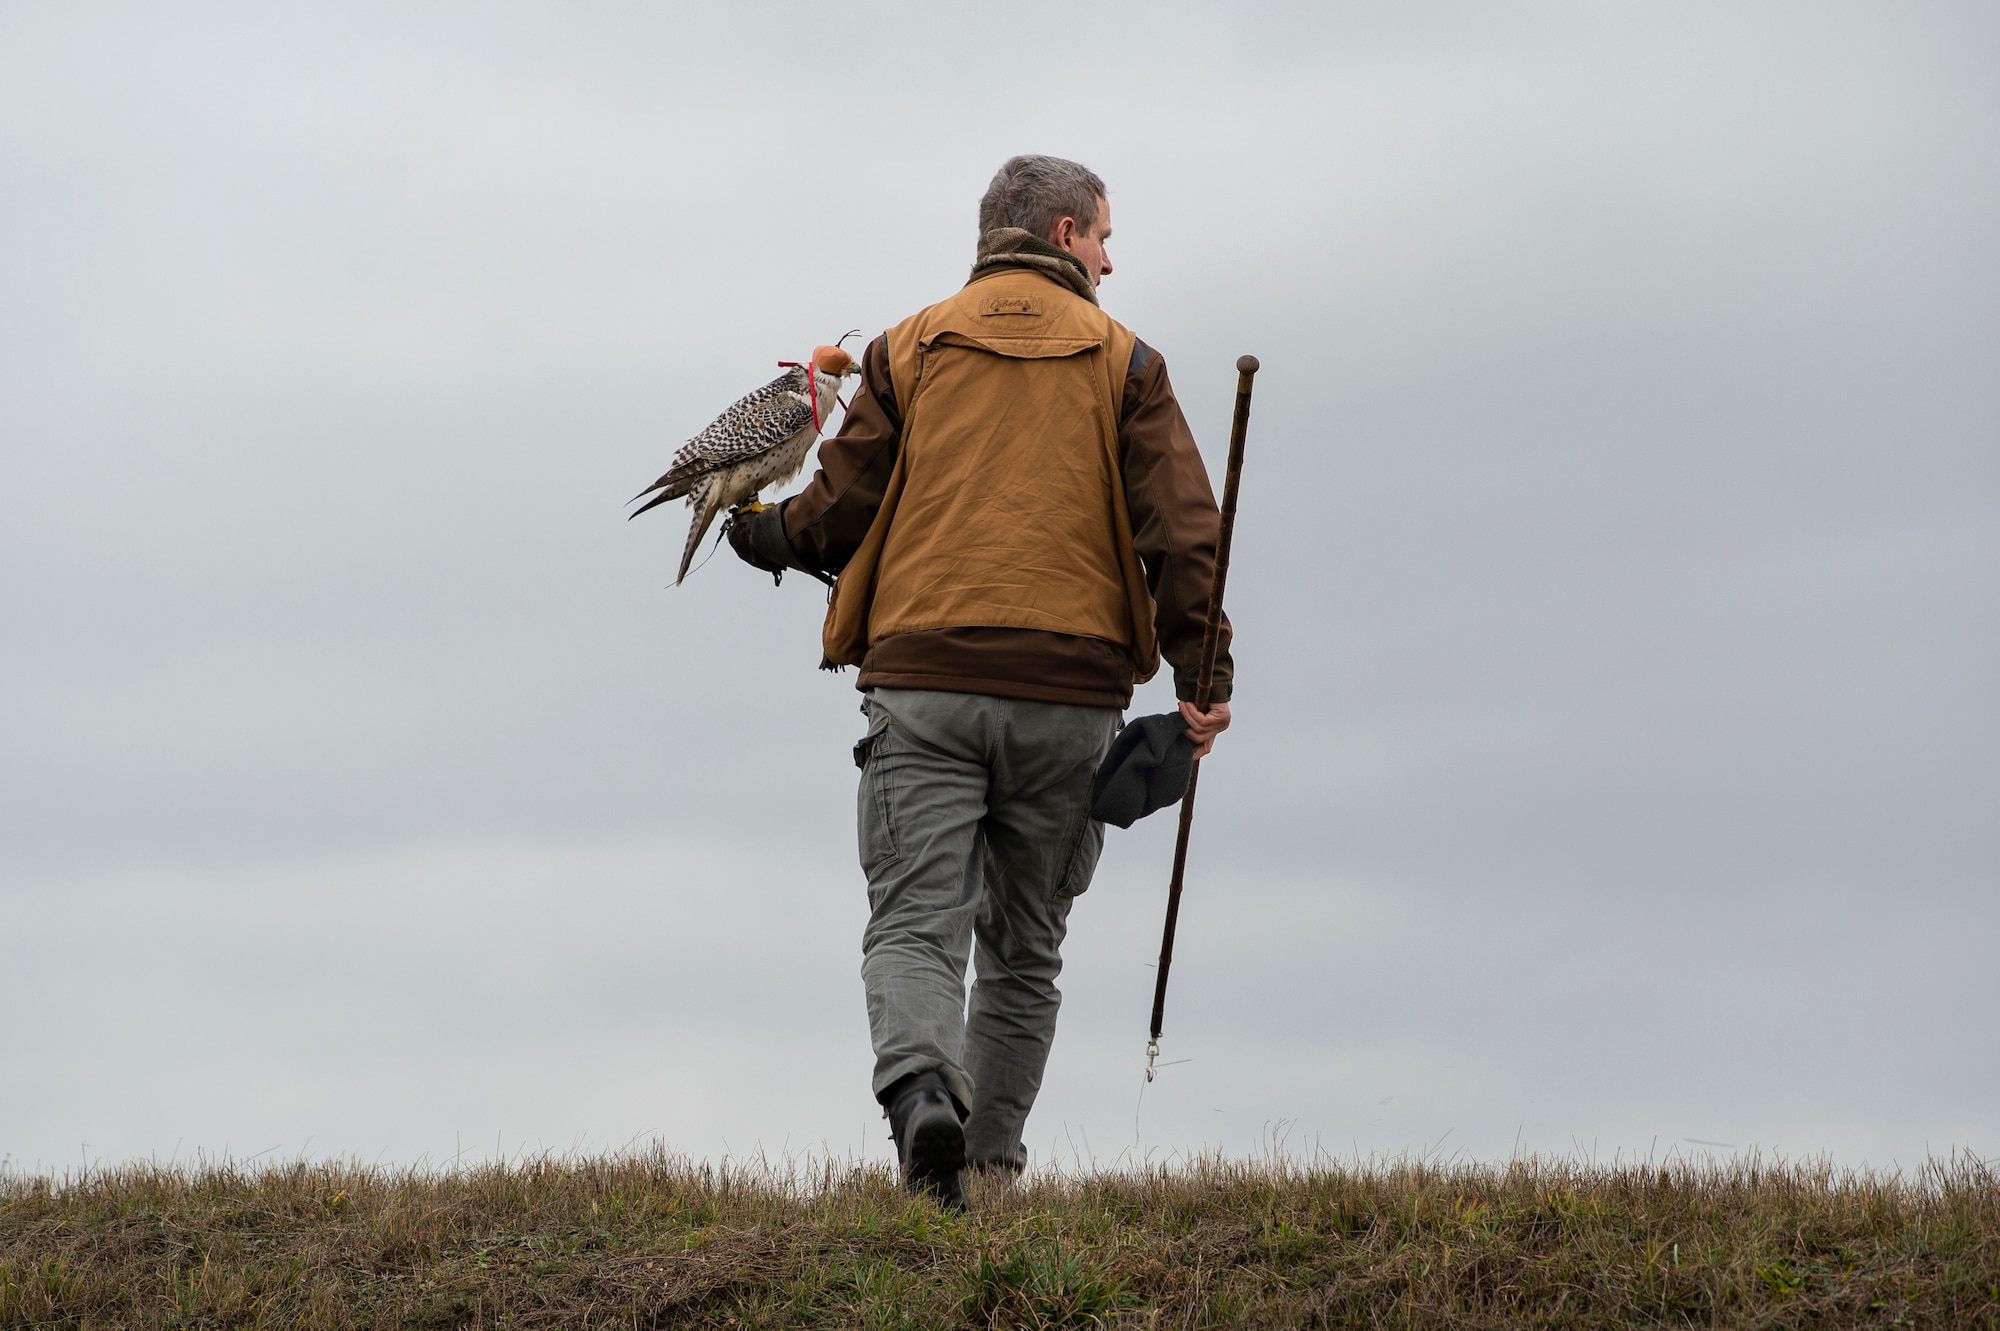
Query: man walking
728 155 1233 1207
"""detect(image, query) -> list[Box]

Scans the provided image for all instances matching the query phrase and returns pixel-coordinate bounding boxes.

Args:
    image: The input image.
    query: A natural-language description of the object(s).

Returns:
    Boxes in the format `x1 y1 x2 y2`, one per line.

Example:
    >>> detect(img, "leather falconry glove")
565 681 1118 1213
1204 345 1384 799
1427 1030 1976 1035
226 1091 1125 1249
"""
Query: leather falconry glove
726 502 831 587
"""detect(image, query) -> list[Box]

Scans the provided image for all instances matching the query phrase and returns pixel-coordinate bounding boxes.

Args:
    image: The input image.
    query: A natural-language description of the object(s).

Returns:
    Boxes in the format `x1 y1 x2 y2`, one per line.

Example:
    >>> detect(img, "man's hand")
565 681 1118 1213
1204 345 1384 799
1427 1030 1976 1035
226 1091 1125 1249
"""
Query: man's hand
1179 699 1231 760
726 503 795 584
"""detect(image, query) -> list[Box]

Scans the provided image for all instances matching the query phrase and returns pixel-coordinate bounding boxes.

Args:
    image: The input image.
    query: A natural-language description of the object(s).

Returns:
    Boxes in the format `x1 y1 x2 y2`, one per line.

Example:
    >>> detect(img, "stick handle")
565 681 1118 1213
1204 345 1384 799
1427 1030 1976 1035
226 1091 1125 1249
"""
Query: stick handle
1149 355 1258 1047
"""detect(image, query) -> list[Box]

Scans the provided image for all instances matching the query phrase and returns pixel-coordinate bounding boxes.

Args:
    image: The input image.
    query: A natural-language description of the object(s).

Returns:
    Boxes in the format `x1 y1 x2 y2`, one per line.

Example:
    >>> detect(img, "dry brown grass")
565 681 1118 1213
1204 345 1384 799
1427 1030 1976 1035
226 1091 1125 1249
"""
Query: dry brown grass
3 1148 1995 1328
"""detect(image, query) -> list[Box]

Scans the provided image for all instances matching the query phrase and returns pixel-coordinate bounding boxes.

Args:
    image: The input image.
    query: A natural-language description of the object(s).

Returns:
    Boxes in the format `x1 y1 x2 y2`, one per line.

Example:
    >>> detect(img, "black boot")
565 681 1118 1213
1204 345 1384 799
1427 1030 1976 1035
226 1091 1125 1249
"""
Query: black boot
881 1070 968 1212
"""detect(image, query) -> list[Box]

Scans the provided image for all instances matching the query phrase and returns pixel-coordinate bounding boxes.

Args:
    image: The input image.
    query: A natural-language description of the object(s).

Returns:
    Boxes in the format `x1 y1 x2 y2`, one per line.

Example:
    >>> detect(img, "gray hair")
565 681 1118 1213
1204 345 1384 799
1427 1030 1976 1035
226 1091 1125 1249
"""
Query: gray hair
978 155 1107 241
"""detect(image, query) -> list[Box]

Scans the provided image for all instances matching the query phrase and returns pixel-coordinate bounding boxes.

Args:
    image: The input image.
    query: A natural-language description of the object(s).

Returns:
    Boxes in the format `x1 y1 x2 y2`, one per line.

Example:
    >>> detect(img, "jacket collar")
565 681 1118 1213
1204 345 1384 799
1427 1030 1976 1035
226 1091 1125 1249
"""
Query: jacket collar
968 227 1099 305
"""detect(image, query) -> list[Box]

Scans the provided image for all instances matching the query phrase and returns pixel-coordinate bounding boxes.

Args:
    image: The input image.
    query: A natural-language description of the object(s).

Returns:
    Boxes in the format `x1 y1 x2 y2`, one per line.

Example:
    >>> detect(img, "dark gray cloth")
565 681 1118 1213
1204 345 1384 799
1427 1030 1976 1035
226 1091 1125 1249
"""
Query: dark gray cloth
1089 712 1194 828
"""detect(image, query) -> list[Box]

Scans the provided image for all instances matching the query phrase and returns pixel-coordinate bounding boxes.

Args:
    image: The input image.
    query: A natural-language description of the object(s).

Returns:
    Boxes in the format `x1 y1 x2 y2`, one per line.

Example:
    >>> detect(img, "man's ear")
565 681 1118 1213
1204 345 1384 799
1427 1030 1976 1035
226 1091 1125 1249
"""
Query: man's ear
1051 215 1076 251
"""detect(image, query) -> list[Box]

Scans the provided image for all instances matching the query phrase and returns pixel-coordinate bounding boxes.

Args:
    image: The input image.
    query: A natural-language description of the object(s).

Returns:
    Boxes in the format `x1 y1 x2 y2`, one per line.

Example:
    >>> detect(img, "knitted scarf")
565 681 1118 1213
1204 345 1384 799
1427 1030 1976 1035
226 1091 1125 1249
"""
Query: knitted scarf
969 227 1098 305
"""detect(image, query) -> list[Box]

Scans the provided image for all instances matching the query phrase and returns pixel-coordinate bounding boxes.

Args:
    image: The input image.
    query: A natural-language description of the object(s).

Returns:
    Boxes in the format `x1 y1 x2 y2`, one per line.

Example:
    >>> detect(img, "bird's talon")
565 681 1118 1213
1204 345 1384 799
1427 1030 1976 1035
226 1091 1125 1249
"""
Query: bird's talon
734 500 773 516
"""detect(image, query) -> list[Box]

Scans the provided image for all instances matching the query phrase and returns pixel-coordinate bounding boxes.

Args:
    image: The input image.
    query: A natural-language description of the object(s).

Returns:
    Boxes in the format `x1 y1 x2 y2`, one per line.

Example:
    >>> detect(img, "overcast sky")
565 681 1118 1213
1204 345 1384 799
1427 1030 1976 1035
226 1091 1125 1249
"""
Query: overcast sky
3 1 1995 1176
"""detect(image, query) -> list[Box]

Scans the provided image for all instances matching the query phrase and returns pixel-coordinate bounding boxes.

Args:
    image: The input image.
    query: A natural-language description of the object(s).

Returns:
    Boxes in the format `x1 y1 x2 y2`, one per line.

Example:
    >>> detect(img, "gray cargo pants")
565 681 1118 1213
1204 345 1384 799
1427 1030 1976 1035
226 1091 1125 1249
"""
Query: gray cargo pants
856 686 1121 1170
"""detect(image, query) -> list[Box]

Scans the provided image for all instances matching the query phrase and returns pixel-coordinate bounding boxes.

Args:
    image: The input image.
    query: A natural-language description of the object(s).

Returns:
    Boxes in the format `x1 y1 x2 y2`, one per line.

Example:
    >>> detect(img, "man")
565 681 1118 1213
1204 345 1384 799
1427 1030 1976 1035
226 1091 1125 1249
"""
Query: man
728 154 1233 1207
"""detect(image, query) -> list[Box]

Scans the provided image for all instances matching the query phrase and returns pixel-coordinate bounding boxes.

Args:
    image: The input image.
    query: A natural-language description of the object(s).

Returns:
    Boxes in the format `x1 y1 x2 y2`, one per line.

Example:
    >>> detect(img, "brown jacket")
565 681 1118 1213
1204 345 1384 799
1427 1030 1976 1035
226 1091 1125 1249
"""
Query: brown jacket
780 259 1233 708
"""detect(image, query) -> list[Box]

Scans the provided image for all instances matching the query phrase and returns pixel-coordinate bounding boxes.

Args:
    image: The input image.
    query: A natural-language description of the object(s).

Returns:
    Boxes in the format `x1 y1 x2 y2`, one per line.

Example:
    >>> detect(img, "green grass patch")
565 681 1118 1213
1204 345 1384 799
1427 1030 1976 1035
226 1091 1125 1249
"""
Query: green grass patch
2 1149 1994 1327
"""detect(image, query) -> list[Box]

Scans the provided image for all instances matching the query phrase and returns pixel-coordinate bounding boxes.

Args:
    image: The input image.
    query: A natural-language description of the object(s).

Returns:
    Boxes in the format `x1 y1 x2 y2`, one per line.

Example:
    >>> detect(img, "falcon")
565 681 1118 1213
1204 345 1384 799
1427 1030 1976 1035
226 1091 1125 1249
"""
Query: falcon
628 341 861 584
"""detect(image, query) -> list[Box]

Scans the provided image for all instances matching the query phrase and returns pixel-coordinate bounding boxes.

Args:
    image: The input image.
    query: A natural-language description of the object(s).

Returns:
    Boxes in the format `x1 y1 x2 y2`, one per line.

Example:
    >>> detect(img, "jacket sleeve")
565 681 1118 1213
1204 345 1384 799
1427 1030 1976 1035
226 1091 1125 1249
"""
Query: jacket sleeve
781 334 901 575
1120 342 1235 704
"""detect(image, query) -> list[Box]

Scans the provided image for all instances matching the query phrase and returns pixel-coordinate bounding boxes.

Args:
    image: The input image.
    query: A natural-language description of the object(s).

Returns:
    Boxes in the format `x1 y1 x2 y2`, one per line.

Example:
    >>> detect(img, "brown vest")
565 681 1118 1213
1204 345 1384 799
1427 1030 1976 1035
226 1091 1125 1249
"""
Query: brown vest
820 267 1160 682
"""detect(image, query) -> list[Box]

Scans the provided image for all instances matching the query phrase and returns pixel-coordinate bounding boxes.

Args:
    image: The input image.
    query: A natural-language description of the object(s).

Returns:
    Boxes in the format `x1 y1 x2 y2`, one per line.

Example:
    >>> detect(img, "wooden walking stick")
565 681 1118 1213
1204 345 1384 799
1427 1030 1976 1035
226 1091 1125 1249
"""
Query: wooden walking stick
1146 354 1259 1082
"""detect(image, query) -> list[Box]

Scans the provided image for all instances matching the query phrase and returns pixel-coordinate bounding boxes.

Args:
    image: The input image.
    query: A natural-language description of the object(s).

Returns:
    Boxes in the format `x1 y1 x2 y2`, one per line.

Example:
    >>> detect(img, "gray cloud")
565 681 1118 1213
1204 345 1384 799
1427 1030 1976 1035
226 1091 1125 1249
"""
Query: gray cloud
3 1 1994 1171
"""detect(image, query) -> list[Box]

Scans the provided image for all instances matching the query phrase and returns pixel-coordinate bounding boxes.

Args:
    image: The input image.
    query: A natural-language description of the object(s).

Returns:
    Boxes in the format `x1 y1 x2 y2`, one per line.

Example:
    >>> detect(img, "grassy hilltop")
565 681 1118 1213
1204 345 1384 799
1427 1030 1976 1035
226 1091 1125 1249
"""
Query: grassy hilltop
3 1150 1996 1328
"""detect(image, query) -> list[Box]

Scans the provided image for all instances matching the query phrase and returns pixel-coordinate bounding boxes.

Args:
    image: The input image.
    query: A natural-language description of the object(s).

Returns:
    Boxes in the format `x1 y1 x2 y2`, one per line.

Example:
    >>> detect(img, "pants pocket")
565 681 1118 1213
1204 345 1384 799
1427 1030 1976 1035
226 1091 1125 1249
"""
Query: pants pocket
857 703 902 874
1052 813 1106 902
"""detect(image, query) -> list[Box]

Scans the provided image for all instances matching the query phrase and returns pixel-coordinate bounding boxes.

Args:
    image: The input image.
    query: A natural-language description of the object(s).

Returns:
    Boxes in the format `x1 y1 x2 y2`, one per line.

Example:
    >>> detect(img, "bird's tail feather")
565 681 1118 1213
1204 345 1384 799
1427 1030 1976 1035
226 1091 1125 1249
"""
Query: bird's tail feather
629 486 681 520
628 466 706 519
675 486 730 585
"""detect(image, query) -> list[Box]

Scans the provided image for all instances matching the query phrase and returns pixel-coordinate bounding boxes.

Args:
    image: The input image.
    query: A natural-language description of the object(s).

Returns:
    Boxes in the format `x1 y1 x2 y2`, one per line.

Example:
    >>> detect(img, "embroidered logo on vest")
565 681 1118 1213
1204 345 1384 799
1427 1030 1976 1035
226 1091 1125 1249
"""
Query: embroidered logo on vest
978 295 1043 317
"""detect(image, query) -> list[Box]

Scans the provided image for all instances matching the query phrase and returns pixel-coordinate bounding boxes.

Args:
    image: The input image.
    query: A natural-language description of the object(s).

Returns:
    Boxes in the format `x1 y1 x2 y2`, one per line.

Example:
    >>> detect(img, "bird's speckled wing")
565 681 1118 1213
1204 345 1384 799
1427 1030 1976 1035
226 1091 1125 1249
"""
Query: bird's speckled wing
676 371 816 469
628 369 815 516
